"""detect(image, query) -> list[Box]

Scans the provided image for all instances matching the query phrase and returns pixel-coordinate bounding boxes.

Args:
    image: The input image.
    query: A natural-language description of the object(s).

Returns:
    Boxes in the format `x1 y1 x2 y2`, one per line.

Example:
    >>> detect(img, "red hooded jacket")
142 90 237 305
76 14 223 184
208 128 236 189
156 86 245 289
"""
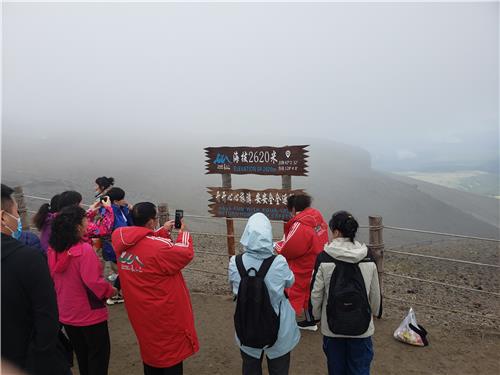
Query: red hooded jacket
111 227 199 368
274 208 329 314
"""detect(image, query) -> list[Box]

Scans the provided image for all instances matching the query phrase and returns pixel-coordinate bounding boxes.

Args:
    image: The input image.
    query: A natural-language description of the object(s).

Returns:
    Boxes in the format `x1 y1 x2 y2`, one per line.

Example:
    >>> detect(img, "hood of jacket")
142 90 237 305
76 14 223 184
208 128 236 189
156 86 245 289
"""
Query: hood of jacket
240 213 274 259
47 242 86 276
324 238 368 263
288 207 326 229
112 226 154 253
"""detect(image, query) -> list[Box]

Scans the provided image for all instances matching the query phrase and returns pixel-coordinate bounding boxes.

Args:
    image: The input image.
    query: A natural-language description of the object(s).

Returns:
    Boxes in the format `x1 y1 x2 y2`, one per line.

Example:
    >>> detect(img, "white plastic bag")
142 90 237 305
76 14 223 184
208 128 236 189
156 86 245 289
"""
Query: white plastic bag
393 307 429 347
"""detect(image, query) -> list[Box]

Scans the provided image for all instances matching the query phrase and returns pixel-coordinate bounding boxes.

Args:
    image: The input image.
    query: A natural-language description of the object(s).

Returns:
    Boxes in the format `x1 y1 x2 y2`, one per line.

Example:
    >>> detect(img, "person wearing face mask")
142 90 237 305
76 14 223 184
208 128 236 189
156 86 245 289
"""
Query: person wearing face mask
1 184 70 375
111 202 199 375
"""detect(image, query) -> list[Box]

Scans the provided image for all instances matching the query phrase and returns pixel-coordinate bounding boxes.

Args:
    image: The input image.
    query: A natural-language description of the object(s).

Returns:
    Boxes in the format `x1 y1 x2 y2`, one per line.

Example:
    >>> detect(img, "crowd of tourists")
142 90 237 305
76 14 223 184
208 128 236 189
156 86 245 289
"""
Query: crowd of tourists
1 178 381 375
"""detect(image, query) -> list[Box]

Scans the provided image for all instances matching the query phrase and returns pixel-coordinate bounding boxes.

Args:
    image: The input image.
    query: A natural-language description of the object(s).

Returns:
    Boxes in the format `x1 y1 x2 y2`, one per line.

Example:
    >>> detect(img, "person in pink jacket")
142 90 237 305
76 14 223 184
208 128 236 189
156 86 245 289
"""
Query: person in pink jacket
48 205 116 375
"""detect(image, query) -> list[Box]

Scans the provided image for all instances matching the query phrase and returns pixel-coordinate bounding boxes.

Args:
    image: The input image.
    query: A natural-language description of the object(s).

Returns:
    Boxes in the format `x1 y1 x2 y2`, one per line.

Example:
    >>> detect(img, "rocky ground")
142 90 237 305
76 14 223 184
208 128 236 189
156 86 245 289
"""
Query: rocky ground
80 234 500 375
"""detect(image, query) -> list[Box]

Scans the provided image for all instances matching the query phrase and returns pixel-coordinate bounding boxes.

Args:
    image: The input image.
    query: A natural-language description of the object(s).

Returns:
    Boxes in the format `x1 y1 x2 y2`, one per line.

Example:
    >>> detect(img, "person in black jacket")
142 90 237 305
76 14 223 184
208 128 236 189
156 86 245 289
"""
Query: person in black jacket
1 184 69 375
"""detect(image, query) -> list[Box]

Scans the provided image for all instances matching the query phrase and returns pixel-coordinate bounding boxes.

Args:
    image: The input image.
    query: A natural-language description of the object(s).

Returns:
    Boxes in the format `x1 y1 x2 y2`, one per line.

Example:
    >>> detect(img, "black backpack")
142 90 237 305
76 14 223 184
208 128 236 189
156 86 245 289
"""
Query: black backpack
326 259 372 335
234 255 280 348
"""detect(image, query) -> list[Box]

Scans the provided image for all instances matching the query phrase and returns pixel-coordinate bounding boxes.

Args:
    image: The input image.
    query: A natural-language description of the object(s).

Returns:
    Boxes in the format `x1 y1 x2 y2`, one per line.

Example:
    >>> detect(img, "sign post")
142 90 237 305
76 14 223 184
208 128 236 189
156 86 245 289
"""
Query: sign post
222 174 235 257
281 175 292 232
205 145 309 256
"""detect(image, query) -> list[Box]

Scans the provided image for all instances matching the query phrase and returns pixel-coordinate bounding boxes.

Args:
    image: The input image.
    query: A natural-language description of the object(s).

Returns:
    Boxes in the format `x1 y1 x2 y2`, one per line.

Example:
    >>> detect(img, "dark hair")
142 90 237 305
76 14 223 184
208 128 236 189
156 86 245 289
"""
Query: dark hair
95 177 114 192
107 187 125 203
58 191 83 210
1 184 15 211
132 202 157 227
49 206 87 252
286 195 295 211
329 211 359 243
292 194 312 212
33 194 61 230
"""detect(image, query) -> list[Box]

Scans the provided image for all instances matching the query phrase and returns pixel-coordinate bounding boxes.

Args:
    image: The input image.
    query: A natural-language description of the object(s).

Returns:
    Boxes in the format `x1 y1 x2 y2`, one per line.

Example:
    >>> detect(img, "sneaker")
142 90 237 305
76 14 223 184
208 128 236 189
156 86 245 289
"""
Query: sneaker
106 294 124 305
107 273 118 282
297 320 318 331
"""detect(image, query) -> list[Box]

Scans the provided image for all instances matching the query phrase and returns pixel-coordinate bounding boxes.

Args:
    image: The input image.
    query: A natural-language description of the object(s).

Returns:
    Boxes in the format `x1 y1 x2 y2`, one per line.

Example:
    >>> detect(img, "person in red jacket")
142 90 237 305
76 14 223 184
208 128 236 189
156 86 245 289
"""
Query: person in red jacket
111 202 199 375
274 194 329 331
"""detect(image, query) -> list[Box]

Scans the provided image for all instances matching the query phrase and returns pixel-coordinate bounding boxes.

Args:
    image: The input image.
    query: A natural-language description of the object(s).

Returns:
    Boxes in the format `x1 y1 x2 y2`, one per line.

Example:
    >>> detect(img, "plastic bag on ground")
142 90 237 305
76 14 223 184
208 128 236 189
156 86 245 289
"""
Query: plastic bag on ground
393 307 429 347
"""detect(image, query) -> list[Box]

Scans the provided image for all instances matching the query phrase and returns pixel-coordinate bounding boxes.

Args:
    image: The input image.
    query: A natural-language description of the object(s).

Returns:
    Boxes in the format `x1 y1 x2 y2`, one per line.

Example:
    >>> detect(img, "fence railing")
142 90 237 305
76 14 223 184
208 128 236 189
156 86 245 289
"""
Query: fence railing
17 187 500 322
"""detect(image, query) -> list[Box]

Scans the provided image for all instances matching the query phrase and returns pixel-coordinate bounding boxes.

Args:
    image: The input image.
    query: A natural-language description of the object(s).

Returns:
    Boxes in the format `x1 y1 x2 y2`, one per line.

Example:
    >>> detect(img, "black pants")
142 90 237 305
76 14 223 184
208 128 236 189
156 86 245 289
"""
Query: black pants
64 321 110 375
143 361 183 375
241 351 290 375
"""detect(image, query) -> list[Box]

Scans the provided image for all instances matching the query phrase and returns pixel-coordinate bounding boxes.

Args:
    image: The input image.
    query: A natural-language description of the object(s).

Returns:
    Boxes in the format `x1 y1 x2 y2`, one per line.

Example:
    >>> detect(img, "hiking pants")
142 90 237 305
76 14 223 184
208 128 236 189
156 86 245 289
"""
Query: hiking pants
241 350 290 375
64 321 110 375
323 336 373 375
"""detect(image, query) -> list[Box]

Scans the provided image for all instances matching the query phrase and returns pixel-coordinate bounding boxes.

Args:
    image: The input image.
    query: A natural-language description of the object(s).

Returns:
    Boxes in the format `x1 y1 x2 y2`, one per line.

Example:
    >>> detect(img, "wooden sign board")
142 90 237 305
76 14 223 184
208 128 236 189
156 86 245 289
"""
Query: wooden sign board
208 187 305 221
205 145 309 176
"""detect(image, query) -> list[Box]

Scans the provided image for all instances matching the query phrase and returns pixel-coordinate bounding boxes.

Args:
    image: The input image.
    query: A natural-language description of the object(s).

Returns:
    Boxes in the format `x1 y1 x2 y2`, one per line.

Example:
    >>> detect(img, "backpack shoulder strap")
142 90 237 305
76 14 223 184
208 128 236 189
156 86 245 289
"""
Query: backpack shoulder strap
316 251 336 265
359 255 376 263
235 254 247 278
256 255 276 278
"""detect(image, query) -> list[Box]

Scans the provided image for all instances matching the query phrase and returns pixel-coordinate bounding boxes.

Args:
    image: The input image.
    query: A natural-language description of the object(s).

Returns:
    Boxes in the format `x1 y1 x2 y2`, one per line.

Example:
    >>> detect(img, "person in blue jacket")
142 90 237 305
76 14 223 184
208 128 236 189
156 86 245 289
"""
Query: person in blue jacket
102 187 133 305
229 213 300 375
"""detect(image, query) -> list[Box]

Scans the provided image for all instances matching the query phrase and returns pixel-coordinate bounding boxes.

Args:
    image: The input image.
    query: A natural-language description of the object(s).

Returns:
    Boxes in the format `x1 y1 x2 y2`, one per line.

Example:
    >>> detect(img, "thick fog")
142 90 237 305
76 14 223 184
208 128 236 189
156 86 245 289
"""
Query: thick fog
2 2 498 171
1 2 499 238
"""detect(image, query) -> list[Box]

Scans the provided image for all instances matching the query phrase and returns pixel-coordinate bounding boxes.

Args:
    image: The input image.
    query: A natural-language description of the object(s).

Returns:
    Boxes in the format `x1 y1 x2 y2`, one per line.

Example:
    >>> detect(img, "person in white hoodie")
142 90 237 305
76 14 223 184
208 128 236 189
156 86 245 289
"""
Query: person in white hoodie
309 211 382 375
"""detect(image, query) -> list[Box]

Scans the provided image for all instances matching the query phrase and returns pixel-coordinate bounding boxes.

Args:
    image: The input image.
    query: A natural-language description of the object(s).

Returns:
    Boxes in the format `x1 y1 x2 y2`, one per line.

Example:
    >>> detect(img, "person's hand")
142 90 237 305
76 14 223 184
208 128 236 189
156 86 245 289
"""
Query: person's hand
163 220 175 232
102 196 111 207
180 219 187 232
128 203 133 211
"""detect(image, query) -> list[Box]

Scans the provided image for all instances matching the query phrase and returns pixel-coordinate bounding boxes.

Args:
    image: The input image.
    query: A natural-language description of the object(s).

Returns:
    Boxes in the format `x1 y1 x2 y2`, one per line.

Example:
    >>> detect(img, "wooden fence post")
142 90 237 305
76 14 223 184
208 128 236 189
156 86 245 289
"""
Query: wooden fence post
281 175 292 232
222 174 235 257
13 186 29 230
157 203 169 226
368 216 384 293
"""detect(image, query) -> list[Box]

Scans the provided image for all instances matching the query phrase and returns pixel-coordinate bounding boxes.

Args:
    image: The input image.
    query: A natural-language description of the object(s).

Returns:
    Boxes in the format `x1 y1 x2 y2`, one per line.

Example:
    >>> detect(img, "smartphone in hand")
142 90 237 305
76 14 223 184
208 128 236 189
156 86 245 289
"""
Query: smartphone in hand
175 210 184 229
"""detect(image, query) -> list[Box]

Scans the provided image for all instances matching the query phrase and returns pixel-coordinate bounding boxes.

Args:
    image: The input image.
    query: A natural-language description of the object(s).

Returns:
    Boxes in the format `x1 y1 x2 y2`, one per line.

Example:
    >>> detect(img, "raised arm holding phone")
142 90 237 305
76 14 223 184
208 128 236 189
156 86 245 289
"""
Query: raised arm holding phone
111 203 198 375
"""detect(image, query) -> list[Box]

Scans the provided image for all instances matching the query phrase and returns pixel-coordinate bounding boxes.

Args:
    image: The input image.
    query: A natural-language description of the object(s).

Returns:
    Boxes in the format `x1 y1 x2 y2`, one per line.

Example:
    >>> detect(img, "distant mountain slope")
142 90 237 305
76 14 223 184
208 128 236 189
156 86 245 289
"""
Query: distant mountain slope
3 135 499 240
387 173 499 229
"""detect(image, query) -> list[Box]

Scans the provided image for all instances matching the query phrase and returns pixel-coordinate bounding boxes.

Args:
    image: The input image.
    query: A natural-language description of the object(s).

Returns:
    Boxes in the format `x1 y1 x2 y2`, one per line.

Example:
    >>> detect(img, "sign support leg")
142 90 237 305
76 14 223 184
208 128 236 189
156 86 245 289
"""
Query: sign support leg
222 174 236 258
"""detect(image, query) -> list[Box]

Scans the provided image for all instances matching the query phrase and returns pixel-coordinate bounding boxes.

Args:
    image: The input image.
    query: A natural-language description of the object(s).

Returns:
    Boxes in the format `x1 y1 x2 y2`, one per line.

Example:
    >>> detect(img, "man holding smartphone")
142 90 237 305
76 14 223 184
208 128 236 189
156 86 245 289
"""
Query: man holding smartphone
111 203 198 375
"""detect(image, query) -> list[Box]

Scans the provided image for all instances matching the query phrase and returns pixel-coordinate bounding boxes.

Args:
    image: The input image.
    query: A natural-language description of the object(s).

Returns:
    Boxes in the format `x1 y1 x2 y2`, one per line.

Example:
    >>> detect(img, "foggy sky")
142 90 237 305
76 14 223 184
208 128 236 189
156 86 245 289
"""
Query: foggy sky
2 2 499 170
